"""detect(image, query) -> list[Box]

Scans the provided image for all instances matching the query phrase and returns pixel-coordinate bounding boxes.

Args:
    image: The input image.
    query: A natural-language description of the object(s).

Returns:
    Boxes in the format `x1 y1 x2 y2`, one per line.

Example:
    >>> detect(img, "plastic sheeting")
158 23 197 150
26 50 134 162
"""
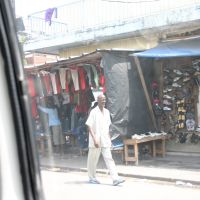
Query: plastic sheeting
101 52 153 136
132 37 200 58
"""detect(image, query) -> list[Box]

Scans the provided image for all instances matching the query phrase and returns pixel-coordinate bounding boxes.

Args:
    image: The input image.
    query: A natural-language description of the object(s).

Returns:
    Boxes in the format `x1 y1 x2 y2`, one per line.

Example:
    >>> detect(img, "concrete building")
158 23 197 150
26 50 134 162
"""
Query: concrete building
22 0 200 58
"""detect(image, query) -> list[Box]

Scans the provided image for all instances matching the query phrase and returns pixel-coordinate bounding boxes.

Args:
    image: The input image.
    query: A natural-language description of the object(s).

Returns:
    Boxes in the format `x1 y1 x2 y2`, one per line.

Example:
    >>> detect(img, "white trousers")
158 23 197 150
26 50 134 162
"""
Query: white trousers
87 147 119 181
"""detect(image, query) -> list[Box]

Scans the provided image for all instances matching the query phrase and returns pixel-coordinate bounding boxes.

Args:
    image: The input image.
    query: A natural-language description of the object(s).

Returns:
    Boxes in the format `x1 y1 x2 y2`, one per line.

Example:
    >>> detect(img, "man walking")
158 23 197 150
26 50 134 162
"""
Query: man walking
86 94 125 186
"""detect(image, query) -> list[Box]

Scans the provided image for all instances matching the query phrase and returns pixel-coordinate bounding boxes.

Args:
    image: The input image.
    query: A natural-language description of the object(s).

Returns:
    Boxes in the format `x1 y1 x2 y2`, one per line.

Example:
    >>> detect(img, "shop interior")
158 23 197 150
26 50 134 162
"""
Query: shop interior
26 51 105 155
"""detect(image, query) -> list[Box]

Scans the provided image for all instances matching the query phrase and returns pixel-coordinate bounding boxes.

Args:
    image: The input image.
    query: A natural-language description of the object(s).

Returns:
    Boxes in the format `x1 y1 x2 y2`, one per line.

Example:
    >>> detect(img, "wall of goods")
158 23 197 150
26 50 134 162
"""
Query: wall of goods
26 61 105 149
153 58 200 146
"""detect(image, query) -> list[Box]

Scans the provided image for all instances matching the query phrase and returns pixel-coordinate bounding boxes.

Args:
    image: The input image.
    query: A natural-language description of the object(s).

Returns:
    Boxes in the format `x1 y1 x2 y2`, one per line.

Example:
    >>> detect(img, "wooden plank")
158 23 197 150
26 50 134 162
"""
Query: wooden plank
134 56 158 130
124 135 165 144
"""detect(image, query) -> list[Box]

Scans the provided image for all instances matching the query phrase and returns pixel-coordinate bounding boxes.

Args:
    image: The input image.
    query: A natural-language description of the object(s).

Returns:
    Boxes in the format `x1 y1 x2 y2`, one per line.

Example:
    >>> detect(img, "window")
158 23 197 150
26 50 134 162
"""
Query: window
1 1 200 200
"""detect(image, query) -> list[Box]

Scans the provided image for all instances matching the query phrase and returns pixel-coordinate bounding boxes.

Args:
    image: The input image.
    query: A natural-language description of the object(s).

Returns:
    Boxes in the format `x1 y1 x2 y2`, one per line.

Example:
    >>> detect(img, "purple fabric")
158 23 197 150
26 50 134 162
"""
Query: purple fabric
45 8 55 24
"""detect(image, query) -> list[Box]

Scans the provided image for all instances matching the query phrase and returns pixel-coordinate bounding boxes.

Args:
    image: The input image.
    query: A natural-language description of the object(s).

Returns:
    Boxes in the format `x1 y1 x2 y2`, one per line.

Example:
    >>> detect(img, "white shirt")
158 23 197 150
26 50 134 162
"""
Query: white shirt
86 106 111 148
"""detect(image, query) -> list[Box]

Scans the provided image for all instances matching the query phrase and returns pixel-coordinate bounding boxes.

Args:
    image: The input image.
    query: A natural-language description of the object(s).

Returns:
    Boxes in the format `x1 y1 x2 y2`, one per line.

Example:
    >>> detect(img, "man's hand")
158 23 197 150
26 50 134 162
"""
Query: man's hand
93 138 100 148
87 126 100 148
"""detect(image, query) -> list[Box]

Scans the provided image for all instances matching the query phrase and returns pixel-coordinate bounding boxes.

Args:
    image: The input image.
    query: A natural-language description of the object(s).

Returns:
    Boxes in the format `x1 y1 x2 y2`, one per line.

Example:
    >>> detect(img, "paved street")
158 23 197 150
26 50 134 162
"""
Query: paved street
41 170 200 200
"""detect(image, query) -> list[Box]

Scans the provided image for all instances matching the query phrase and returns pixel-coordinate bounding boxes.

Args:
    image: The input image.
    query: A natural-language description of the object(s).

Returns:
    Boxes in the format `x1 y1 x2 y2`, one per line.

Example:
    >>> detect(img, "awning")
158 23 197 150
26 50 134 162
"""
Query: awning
131 37 200 58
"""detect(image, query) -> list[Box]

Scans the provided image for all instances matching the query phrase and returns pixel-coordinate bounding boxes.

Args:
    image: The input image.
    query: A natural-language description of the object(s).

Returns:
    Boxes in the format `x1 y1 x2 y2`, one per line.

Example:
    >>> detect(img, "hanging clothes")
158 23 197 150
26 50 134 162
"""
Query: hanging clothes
35 74 44 97
50 72 61 94
50 73 57 94
73 91 80 105
99 74 105 86
42 73 53 96
45 8 57 25
27 76 36 97
31 98 38 118
91 64 99 88
78 68 86 90
55 71 61 94
59 68 66 90
99 67 105 86
53 95 60 107
70 68 79 91
62 93 70 104
83 64 92 86
65 69 71 93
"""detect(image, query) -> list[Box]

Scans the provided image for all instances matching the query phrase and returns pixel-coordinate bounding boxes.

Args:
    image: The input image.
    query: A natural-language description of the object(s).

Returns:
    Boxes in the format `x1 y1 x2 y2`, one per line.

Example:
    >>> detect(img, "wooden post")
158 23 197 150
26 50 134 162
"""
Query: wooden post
161 138 166 157
134 56 158 130
124 142 129 165
158 61 163 131
134 143 139 165
152 141 156 157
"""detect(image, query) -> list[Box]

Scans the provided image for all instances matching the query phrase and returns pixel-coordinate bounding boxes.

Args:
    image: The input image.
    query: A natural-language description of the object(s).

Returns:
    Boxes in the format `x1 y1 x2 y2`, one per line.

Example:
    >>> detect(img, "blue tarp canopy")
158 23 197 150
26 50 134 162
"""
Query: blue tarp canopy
131 37 200 58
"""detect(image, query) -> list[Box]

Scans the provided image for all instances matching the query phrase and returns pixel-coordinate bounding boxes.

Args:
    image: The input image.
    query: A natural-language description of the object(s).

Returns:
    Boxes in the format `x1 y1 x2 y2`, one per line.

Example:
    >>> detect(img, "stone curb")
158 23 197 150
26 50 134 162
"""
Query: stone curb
41 164 200 186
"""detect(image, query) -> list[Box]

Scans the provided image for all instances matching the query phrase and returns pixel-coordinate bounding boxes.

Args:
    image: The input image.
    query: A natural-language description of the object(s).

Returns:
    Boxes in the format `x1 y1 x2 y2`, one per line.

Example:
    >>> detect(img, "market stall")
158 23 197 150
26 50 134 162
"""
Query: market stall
26 52 103 154
26 49 149 154
131 37 200 153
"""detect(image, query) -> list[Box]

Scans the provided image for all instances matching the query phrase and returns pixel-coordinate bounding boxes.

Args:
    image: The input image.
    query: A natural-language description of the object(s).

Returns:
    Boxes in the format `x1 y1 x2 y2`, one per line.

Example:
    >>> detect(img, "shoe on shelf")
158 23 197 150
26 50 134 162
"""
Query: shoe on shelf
163 106 171 111
173 77 181 82
172 83 181 88
163 94 172 99
173 69 183 75
89 179 100 184
113 178 125 186
183 77 191 82
163 99 172 106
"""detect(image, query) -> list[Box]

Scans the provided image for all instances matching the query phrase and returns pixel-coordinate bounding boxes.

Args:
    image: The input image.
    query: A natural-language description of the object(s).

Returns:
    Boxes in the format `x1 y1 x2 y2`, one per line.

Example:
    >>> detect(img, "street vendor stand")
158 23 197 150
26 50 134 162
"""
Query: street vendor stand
130 37 200 157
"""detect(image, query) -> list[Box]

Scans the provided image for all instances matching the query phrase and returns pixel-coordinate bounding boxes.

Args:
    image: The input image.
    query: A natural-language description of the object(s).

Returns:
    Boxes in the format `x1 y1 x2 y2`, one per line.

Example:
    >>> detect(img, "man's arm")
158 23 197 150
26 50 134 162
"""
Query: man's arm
38 105 50 114
87 126 99 148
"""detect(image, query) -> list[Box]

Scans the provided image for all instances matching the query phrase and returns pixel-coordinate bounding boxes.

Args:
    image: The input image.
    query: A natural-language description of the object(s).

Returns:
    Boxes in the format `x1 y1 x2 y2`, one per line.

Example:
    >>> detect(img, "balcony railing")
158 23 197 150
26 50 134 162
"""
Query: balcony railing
23 0 200 42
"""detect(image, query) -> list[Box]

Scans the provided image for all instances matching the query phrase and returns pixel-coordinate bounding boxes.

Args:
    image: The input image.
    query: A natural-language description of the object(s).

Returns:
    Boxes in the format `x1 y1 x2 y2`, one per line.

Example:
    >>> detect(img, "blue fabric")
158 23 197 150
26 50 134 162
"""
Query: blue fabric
38 106 61 126
73 116 88 149
112 136 124 149
132 37 200 58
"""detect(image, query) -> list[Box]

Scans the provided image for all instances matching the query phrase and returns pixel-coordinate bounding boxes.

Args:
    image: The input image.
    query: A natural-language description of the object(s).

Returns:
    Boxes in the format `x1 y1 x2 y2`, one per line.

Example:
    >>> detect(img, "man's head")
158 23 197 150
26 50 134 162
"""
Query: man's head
97 94 106 110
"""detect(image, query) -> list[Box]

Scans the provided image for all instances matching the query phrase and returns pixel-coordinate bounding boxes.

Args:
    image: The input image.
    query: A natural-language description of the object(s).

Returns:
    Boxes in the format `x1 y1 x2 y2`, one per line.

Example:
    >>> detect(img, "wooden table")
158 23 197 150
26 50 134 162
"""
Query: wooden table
123 135 166 165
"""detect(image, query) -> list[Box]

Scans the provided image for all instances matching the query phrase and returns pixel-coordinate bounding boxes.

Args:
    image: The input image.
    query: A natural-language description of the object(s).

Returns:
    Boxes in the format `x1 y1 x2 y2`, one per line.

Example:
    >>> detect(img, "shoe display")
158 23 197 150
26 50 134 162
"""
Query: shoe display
172 82 181 87
162 63 200 144
113 178 125 186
